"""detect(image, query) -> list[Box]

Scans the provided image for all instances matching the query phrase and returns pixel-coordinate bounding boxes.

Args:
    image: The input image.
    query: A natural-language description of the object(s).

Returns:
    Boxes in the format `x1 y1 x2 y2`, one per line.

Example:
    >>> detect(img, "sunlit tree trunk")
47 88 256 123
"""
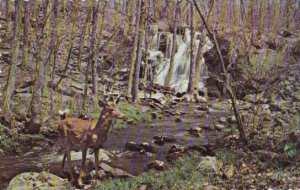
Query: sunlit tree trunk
187 3 195 94
127 0 142 97
27 0 50 133
165 0 180 87
2 0 21 113
90 1 100 97
21 0 31 69
132 0 146 103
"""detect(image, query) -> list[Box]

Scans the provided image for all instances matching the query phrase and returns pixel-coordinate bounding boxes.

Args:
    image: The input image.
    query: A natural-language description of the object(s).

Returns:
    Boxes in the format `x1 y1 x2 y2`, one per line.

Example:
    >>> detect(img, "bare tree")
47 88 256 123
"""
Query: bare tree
27 0 59 133
165 0 180 87
90 1 101 96
2 0 21 113
21 0 31 69
187 3 195 94
127 0 142 98
131 0 146 103
193 0 248 143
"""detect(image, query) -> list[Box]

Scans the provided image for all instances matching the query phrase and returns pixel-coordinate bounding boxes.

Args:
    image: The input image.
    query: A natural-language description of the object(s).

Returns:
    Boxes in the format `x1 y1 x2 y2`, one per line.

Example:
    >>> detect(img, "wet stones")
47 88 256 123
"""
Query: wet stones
165 144 187 163
125 141 156 153
188 126 202 136
153 135 176 145
99 163 134 178
147 160 165 171
168 144 186 154
7 172 68 190
175 117 182 122
214 123 225 131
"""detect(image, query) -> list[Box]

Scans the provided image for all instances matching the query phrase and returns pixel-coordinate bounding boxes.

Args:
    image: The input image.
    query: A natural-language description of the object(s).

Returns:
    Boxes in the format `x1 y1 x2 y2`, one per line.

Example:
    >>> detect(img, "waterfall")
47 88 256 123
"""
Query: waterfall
148 28 213 93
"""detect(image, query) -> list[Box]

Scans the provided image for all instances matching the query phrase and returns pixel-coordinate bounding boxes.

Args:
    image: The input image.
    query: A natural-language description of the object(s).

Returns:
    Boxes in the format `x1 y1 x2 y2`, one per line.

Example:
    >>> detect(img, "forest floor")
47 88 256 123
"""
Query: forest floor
1 98 299 189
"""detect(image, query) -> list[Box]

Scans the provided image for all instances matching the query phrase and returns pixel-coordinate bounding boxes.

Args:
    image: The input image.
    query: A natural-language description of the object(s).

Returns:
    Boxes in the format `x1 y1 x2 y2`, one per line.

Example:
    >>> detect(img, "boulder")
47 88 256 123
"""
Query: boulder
7 171 68 190
196 156 222 175
147 160 165 171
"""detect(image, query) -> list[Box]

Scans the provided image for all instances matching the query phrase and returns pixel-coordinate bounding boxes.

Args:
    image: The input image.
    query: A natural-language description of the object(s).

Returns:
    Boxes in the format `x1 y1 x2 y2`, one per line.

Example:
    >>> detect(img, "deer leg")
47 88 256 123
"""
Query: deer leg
65 146 74 183
62 152 66 169
78 147 87 186
94 148 99 178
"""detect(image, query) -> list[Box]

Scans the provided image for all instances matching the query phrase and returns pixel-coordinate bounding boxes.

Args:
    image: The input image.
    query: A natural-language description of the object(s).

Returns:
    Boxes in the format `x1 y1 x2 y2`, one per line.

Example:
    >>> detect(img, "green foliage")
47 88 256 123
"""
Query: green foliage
90 102 152 130
97 154 205 190
118 102 152 123
215 148 236 165
0 125 20 153
284 143 297 158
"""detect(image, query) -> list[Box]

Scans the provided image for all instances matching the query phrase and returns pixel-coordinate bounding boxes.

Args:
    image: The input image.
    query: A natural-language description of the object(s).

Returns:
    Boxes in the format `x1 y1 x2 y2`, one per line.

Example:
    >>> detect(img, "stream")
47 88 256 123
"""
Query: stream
0 102 228 188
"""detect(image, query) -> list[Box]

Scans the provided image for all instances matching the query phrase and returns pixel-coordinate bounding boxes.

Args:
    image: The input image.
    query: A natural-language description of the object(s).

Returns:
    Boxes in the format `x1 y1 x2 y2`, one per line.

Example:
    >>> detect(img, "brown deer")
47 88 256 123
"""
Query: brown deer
58 95 125 186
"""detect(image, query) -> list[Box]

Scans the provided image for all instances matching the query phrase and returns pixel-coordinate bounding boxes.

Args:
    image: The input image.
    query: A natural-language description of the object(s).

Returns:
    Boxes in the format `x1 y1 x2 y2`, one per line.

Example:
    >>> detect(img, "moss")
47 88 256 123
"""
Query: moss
90 102 152 130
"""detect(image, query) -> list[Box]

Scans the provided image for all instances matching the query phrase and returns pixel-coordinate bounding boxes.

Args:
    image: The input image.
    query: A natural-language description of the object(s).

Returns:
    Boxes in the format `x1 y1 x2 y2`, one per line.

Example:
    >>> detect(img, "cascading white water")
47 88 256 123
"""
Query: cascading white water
148 28 213 93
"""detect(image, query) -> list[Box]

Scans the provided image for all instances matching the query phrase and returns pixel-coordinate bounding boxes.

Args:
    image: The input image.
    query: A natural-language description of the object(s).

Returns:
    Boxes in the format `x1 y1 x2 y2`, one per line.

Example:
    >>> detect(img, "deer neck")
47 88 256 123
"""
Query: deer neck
92 110 113 135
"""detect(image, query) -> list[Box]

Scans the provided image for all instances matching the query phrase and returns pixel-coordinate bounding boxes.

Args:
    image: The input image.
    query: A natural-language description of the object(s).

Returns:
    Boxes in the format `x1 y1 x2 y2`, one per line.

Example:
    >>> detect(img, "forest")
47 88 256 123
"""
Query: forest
0 0 300 189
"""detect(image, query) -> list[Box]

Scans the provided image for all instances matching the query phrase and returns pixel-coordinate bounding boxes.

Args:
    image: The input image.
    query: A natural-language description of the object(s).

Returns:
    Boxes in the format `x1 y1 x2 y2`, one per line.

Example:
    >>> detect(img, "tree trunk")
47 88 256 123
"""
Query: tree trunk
90 1 100 97
194 29 207 95
27 0 51 134
193 0 248 144
131 0 145 103
165 1 180 87
2 0 21 113
127 0 142 98
21 0 31 69
187 3 195 94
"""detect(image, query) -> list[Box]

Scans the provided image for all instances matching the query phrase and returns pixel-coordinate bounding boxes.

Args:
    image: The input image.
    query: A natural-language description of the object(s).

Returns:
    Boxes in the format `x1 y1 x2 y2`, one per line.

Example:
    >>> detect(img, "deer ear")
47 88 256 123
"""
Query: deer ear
98 100 106 107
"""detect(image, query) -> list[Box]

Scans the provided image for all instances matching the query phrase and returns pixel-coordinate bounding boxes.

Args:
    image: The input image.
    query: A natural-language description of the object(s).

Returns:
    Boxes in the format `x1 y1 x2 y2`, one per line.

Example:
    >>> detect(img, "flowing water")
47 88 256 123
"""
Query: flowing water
0 102 228 188
149 28 213 92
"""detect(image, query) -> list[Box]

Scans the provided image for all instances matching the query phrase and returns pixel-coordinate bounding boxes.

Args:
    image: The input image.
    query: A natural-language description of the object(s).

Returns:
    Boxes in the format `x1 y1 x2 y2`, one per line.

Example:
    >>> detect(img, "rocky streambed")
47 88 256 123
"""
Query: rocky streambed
0 102 232 189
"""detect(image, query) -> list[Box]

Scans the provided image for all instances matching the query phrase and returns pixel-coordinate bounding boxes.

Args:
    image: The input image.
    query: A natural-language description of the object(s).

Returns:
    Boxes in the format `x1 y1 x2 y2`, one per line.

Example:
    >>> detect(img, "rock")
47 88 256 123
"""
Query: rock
218 117 227 124
99 162 114 173
125 141 143 152
7 171 68 190
168 144 186 154
175 117 182 122
195 96 207 103
214 123 225 131
188 126 202 136
151 112 158 119
113 168 135 178
99 163 134 177
147 160 165 171
90 169 106 178
91 149 112 163
196 156 222 175
125 141 155 153
116 151 140 158
140 142 156 153
227 115 237 124
196 105 208 111
139 185 148 190
153 135 177 145
166 151 185 163
188 145 214 156
204 185 219 190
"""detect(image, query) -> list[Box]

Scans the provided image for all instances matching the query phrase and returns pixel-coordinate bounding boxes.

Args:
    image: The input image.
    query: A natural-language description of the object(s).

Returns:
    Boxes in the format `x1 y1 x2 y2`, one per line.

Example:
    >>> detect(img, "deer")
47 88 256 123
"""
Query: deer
58 95 126 186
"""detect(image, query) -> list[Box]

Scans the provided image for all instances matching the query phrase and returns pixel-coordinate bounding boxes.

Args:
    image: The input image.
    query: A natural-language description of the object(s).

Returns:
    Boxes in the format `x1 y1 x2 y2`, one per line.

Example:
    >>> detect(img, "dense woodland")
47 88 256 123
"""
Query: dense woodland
0 0 300 189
